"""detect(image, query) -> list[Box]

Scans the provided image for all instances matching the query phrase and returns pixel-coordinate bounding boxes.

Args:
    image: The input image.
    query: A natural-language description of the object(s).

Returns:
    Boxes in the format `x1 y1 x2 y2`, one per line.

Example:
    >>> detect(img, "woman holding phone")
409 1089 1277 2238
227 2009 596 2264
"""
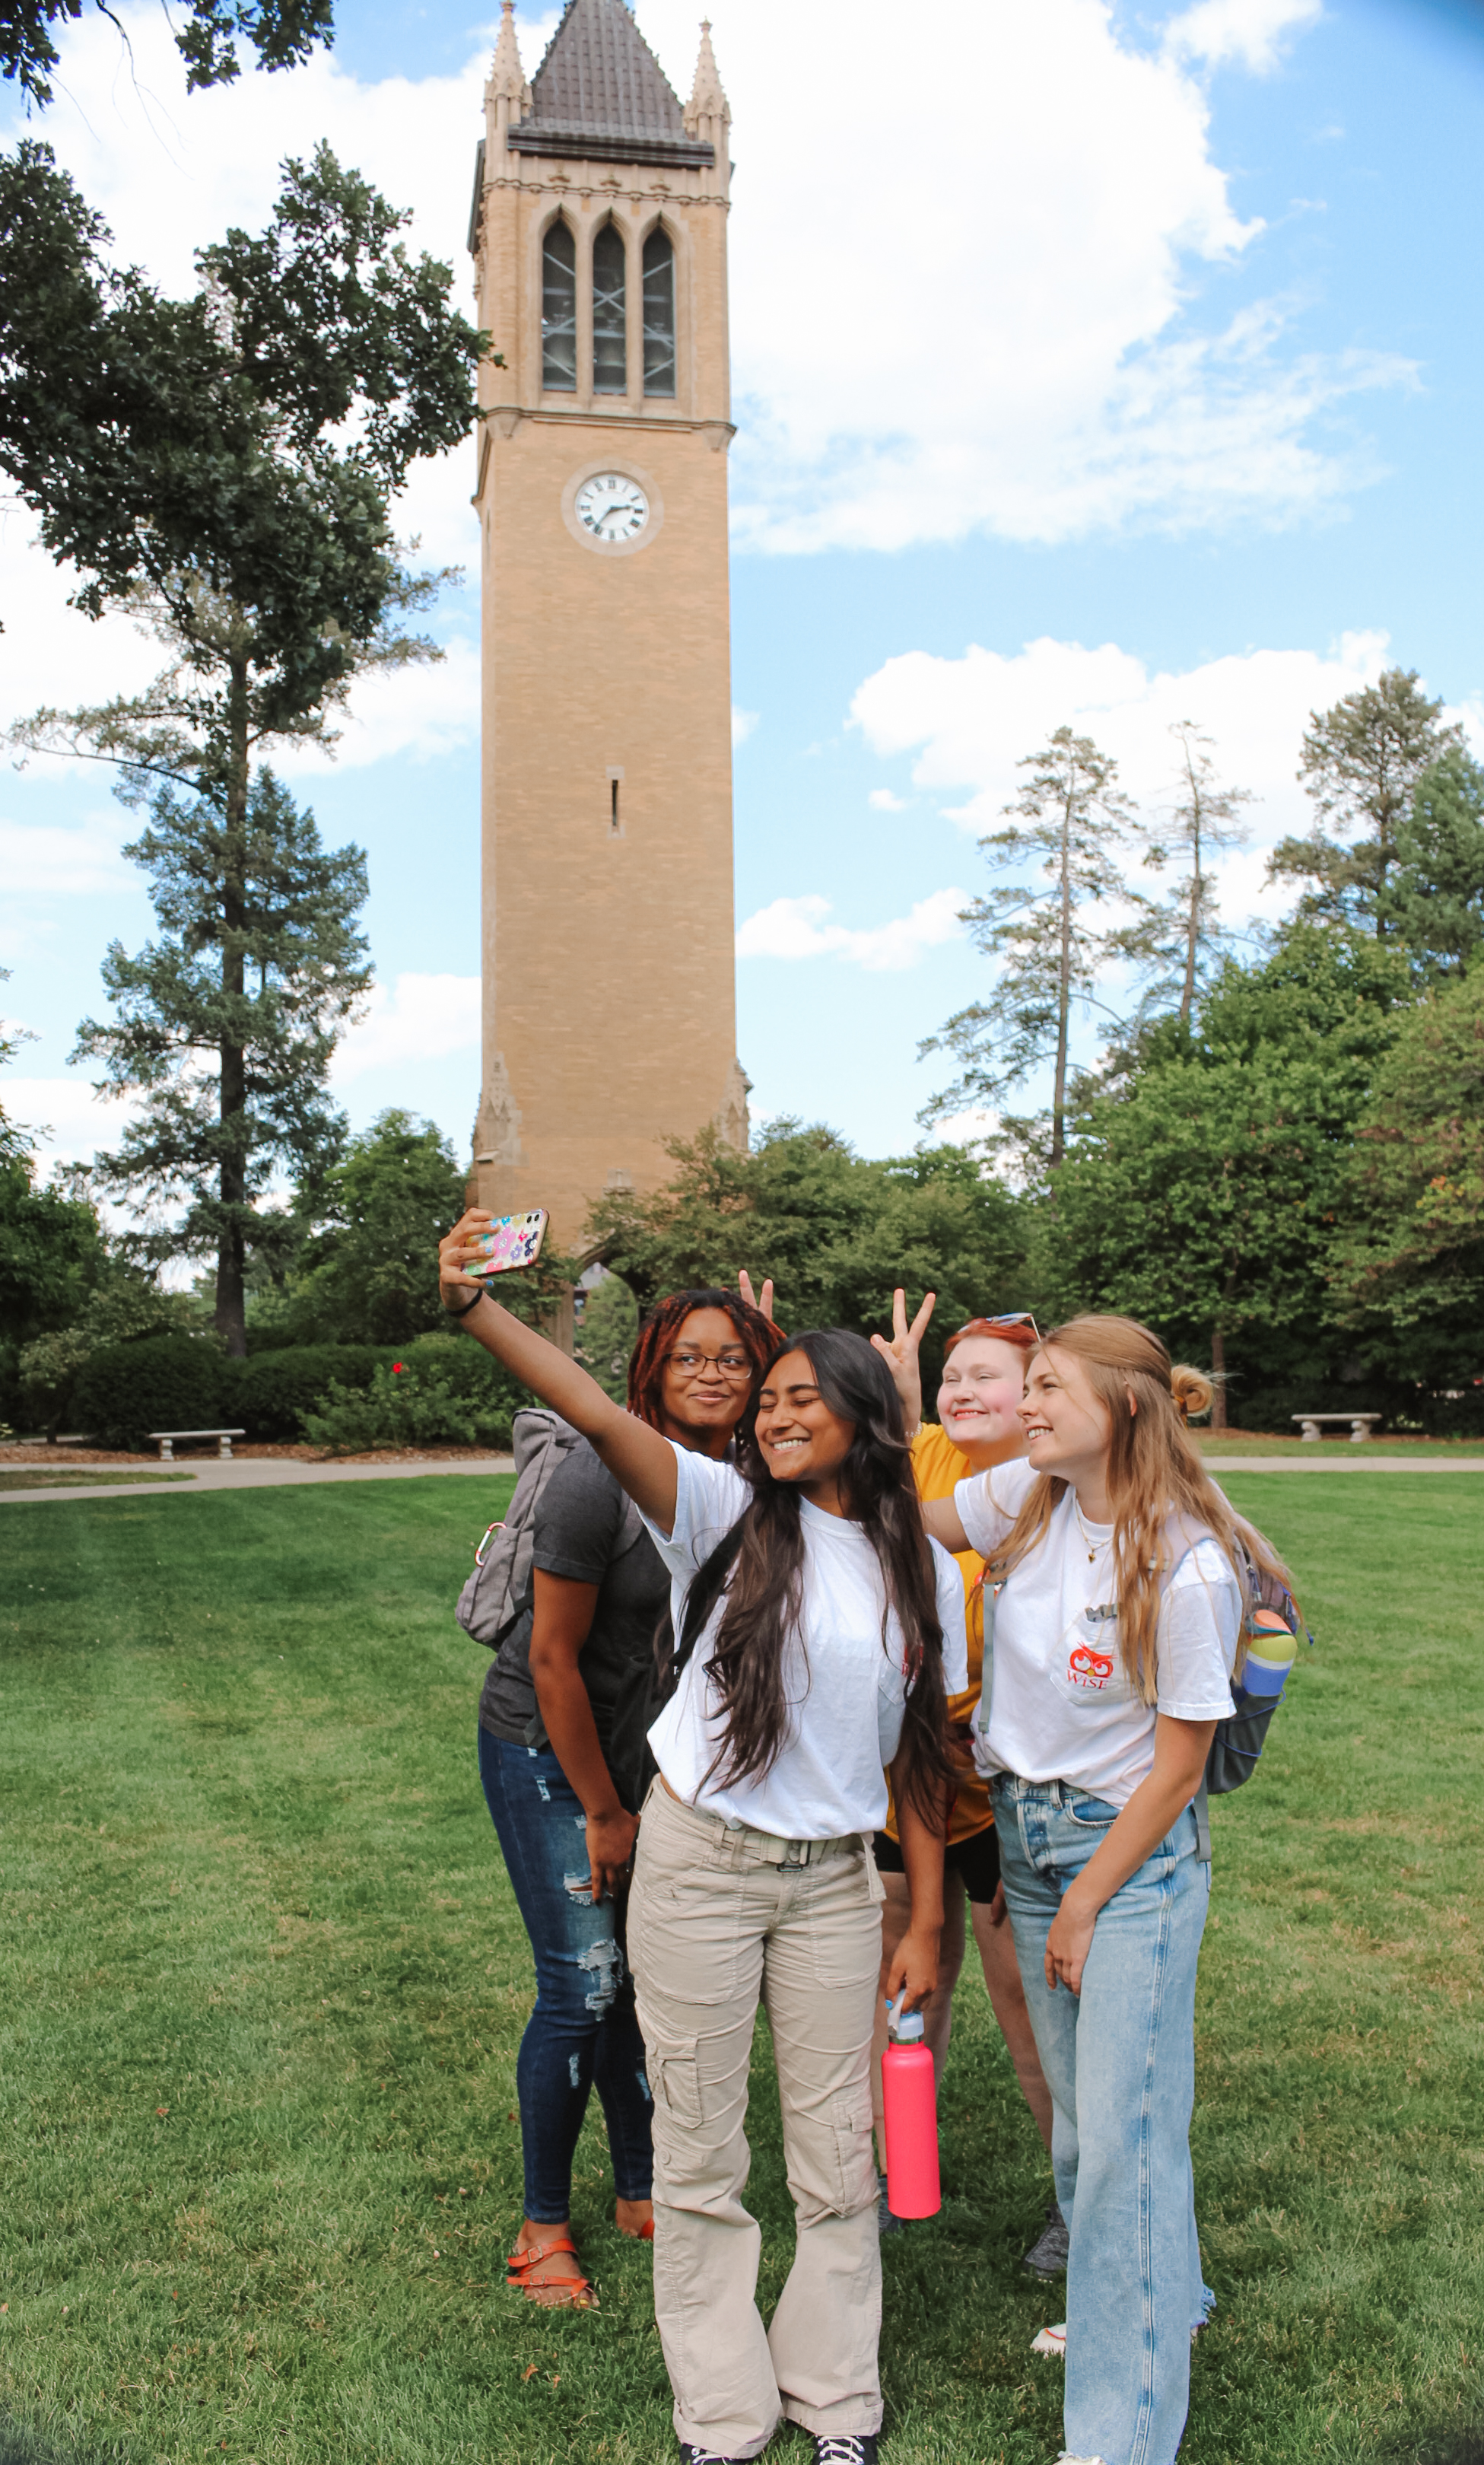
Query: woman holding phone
440 1213 964 2465
477 1282 780 2309
888 1309 1293 2465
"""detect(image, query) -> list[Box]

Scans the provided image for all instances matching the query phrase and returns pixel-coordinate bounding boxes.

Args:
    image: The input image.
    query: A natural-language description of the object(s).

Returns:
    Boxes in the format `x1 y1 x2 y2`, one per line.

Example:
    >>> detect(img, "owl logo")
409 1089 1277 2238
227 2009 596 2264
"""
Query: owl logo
1066 1643 1115 1689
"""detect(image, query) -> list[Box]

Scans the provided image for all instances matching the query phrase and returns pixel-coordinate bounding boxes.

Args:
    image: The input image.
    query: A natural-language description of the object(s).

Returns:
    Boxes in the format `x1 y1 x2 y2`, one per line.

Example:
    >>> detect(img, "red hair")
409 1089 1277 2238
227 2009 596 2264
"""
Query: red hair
944 1315 1040 1359
626 1289 784 1430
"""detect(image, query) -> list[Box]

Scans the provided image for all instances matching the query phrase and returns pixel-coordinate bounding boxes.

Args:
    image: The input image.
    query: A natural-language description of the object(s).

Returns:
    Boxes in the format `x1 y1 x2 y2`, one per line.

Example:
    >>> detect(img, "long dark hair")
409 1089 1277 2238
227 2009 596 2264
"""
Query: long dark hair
671 1328 954 1824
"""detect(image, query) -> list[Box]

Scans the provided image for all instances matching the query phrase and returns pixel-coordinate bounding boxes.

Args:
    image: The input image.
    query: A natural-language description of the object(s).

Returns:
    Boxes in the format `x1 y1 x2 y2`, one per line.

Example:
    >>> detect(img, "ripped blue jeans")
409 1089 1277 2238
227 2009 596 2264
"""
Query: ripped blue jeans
478 1727 653 2222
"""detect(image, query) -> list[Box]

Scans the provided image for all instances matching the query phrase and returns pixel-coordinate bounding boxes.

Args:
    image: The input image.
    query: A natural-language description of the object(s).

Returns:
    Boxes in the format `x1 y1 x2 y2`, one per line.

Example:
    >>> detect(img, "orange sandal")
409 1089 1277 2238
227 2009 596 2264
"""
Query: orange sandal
505 2236 598 2310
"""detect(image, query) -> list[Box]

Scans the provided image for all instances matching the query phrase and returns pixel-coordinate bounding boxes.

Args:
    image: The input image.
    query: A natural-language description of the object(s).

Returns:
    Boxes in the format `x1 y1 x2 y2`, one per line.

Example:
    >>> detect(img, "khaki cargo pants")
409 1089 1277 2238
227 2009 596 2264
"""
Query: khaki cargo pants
628 1778 886 2459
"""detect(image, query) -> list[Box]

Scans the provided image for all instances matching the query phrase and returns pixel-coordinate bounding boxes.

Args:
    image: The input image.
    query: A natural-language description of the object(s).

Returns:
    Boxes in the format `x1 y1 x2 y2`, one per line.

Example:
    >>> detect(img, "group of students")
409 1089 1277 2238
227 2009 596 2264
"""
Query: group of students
439 1210 1293 2465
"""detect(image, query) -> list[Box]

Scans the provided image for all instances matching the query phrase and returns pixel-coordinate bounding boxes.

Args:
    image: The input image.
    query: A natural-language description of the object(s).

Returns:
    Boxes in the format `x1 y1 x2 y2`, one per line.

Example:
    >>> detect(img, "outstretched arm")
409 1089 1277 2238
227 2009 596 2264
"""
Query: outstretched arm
438 1211 678 1533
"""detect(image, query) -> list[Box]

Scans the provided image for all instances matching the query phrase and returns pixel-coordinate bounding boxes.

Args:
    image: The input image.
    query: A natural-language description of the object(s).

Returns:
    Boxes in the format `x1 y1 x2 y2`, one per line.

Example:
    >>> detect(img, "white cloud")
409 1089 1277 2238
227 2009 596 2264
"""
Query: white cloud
330 972 481 1083
1165 0 1324 75
868 788 909 813
732 708 759 749
278 640 481 777
2 1074 140 1163
849 628 1406 875
0 0 1399 605
0 810 135 894
736 889 968 973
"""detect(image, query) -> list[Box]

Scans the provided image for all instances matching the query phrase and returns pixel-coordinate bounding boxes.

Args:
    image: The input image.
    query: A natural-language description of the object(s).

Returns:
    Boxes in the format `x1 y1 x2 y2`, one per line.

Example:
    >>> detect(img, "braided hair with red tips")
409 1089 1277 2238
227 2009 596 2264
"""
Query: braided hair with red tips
626 1288 784 1430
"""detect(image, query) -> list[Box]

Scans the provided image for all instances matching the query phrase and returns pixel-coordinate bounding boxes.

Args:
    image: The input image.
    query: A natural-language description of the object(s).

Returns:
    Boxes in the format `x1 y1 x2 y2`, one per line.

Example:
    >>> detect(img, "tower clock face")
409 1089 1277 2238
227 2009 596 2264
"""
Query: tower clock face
575 472 650 543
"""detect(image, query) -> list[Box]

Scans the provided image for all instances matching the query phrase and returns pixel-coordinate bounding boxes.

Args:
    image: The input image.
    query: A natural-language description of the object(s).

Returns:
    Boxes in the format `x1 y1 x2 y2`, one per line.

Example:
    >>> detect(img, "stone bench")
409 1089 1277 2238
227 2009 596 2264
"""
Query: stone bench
1292 1412 1382 1444
148 1428 246 1463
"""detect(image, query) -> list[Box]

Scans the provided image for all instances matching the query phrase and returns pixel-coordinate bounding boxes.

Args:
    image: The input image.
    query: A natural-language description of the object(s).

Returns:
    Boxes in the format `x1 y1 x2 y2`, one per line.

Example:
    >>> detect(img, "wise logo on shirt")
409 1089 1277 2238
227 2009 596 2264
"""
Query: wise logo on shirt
1066 1641 1117 1691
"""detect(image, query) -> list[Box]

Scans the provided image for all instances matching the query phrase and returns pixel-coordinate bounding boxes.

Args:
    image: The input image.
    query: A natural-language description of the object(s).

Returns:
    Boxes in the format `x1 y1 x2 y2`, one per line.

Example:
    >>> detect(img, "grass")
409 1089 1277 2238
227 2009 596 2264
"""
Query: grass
1195 1433 1484 1458
0 1473 193 1493
0 1473 1481 2465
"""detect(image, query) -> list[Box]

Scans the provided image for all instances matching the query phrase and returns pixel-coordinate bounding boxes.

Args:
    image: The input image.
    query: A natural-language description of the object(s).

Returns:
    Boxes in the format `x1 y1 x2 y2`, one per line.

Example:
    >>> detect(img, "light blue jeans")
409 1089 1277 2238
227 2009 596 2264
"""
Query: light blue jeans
991 1775 1213 2465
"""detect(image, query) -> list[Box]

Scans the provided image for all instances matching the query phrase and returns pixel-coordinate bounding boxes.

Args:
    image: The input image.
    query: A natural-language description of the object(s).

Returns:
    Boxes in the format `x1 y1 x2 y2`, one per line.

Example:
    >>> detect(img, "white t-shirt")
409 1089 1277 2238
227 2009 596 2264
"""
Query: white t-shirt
955 1457 1241 1810
644 1445 969 1840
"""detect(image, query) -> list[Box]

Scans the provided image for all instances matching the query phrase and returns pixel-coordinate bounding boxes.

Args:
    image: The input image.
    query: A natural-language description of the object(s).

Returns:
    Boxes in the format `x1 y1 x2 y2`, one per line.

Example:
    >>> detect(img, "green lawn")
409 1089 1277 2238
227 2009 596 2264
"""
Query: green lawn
0 1472 192 1493
1 1474 1481 2465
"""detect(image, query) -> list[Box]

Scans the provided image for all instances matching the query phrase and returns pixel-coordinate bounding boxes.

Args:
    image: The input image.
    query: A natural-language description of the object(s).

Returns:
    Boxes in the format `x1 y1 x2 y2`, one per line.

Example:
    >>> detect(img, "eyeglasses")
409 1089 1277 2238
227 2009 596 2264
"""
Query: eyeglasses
664 1348 754 1382
954 1312 1041 1341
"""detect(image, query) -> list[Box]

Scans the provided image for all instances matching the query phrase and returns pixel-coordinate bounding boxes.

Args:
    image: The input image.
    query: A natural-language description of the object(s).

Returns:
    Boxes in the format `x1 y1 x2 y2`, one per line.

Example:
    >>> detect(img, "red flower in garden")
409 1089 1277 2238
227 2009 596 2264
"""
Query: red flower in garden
392 1362 404 1372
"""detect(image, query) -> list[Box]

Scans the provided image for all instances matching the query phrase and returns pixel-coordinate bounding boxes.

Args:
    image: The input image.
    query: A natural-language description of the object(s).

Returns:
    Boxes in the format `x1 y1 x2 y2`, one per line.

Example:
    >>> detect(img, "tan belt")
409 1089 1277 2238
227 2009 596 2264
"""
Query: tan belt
656 1772 865 1871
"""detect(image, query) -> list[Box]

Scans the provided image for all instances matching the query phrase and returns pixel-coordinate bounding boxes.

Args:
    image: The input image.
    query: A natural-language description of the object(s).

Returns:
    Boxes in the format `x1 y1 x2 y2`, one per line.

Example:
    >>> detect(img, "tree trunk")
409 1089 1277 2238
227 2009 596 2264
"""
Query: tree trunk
1052 789 1073 1167
215 648 250 1358
1210 1324 1227 1430
1181 804 1200 1025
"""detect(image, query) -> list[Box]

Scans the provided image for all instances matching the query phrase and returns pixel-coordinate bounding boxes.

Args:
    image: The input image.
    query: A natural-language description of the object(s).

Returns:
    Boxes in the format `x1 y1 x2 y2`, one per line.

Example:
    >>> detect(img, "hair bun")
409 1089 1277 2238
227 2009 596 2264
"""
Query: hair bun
1171 1366 1214 1422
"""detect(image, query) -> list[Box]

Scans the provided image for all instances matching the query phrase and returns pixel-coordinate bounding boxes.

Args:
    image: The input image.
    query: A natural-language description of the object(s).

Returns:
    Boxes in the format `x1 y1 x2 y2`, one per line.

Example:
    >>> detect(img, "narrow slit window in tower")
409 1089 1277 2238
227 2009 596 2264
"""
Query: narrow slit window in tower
593 221 627 395
610 778 621 834
642 228 676 397
542 219 577 391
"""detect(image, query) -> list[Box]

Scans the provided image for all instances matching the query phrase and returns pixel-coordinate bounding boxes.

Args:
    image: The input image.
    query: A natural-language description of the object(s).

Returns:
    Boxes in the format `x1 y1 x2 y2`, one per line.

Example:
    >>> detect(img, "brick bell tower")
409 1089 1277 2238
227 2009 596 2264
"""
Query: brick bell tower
468 0 748 1255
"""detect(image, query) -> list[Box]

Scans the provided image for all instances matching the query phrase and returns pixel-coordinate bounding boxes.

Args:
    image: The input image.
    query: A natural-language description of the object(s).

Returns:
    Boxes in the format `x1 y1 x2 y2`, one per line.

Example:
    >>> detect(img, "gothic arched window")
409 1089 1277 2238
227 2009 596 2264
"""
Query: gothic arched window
642 227 675 397
542 218 577 391
592 221 627 394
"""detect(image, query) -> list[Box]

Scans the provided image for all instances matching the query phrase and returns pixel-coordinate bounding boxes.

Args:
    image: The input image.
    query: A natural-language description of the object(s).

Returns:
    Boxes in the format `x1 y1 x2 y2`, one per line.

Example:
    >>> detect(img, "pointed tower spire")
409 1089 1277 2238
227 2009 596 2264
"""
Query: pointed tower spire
685 18 729 134
488 0 532 126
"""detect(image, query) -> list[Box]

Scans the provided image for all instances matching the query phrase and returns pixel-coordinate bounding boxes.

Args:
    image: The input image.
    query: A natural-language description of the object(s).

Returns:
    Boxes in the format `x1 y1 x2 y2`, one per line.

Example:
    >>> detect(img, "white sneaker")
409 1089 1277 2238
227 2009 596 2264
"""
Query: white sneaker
1056 2454 1109 2463
1030 2322 1066 2357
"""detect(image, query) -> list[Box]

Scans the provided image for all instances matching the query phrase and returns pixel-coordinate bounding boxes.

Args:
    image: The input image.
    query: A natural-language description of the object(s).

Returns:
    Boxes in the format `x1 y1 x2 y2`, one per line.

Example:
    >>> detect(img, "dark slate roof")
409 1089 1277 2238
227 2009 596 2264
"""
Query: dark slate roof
507 0 713 168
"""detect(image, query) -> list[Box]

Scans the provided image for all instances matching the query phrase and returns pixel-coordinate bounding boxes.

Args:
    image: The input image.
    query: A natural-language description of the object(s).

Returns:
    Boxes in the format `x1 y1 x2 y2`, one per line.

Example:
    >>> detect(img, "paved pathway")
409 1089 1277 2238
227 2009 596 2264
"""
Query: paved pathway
5 1449 1482 1506
1 1455 516 1506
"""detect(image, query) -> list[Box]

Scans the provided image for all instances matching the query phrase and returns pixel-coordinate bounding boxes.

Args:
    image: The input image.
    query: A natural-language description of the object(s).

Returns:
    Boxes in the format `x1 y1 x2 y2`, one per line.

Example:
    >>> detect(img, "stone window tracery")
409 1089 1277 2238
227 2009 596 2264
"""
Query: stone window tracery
542 218 577 391
592 220 628 396
642 227 675 398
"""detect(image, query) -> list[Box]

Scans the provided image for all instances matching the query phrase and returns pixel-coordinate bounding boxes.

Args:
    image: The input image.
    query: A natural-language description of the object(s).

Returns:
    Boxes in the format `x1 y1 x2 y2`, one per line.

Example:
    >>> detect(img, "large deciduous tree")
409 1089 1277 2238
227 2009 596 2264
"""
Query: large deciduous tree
920 727 1136 1167
1034 927 1408 1424
71 772 371 1350
1330 968 1484 1386
2 0 334 108
0 142 492 1350
586 1120 1030 1383
1267 667 1461 937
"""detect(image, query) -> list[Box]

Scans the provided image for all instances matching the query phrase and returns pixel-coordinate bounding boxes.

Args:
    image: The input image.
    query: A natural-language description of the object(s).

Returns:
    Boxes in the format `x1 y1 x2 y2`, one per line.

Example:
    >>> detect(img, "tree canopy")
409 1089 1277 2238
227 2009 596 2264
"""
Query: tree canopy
1267 667 1461 937
2 0 334 109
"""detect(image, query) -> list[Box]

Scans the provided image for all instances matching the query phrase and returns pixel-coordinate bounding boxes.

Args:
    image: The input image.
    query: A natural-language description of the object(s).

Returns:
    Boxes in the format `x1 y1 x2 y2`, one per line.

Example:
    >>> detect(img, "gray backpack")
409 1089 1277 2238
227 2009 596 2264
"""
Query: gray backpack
456 1407 587 1646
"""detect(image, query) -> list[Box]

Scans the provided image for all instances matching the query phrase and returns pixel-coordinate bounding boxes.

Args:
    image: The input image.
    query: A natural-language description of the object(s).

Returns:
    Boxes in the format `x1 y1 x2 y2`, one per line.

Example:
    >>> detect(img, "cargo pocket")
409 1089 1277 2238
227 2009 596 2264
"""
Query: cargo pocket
831 2083 878 2217
643 2024 702 2133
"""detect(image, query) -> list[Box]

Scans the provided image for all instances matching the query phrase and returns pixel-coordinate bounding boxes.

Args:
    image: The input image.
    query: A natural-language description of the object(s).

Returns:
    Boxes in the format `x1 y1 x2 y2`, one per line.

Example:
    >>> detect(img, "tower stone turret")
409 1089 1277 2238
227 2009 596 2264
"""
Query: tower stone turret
469 0 745 1254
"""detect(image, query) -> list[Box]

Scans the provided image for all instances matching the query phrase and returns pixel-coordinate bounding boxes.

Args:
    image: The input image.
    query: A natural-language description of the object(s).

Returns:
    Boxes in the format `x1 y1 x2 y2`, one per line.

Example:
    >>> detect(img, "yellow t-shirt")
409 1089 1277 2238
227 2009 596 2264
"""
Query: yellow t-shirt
882 1422 993 1846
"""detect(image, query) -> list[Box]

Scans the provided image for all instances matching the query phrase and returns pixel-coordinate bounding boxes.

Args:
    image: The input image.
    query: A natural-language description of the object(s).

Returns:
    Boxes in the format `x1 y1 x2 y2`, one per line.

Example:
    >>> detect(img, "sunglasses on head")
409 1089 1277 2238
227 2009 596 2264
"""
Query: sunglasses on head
954 1312 1041 1341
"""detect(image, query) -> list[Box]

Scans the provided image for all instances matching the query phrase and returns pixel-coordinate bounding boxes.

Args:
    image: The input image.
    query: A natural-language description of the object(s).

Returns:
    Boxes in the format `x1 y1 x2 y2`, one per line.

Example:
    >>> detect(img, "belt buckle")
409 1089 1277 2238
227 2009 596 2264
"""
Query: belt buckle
779 1840 809 1869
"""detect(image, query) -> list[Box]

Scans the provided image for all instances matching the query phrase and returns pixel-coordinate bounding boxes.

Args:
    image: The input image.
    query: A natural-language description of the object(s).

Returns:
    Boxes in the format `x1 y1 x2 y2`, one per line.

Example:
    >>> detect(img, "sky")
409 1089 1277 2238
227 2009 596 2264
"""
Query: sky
3 0 1483 1188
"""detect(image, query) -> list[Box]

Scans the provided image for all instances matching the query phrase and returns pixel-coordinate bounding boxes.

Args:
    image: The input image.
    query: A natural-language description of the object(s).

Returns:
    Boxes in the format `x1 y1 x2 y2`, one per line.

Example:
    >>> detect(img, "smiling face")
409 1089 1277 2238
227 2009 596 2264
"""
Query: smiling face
1018 1344 1114 1489
657 1308 756 1449
936 1336 1030 1468
753 1346 856 1501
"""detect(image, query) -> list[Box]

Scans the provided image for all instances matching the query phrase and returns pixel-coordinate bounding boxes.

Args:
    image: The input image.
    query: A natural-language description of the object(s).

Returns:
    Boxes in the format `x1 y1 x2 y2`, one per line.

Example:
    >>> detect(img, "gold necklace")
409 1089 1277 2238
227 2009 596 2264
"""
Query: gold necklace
1072 1496 1107 1564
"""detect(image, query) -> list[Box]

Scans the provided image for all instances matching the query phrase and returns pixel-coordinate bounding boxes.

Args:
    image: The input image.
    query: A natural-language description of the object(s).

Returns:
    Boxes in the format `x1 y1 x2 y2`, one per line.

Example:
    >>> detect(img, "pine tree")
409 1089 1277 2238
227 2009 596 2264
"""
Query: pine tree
71 772 371 1353
1117 721 1250 1026
1267 667 1462 937
920 726 1136 1168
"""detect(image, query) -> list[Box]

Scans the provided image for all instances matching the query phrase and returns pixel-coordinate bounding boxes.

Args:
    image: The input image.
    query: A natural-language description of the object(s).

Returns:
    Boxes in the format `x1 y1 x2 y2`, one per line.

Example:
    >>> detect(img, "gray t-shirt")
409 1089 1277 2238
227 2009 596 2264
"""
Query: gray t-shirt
478 1436 670 1811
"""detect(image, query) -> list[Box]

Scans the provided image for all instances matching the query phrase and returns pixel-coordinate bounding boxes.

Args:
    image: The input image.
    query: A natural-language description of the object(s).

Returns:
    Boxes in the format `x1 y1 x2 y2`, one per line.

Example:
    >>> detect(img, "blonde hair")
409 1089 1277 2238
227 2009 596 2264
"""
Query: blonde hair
993 1314 1292 1704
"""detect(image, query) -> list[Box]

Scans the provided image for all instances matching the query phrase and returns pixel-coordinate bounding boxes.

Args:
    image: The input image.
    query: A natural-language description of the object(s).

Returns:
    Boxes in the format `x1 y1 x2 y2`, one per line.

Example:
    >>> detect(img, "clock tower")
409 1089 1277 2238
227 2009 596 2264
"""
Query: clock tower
468 0 748 1258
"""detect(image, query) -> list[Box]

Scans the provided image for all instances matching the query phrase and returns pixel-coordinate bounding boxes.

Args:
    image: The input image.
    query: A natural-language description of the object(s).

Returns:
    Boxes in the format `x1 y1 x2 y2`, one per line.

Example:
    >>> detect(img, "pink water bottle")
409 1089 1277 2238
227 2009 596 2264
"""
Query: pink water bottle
881 1995 940 2218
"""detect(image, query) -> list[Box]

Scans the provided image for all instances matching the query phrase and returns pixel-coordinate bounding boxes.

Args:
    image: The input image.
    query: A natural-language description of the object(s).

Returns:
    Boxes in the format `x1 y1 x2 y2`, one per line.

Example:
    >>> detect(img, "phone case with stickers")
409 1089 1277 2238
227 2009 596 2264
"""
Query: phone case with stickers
469 1209 548 1276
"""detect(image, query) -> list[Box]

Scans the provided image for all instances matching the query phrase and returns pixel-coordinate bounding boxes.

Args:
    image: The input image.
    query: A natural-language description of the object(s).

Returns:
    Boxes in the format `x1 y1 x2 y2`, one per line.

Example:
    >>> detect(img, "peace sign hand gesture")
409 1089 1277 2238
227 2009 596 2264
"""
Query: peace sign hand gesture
871 1287 936 1438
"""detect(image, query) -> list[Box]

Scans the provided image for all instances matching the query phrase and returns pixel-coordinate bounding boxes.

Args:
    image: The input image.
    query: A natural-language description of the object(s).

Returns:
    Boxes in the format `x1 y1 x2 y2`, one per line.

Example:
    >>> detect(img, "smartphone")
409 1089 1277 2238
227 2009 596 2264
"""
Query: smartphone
468 1209 548 1276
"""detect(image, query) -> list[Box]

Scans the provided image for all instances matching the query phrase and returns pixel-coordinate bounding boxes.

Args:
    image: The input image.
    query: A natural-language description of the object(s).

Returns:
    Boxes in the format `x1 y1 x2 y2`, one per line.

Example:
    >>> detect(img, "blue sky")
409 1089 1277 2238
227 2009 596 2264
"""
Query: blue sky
2 0 1482 1188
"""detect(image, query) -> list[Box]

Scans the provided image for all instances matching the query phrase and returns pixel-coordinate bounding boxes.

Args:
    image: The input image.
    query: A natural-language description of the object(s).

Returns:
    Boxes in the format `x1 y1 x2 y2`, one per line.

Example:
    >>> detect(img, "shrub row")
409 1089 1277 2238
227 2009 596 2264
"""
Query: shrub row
71 1334 529 1452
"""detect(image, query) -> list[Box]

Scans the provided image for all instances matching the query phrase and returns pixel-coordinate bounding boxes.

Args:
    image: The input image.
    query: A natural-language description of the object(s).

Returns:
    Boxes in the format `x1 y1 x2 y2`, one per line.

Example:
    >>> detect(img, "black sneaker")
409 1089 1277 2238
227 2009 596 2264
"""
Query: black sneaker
1022 2199 1070 2277
679 2448 753 2464
813 2440 879 2465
